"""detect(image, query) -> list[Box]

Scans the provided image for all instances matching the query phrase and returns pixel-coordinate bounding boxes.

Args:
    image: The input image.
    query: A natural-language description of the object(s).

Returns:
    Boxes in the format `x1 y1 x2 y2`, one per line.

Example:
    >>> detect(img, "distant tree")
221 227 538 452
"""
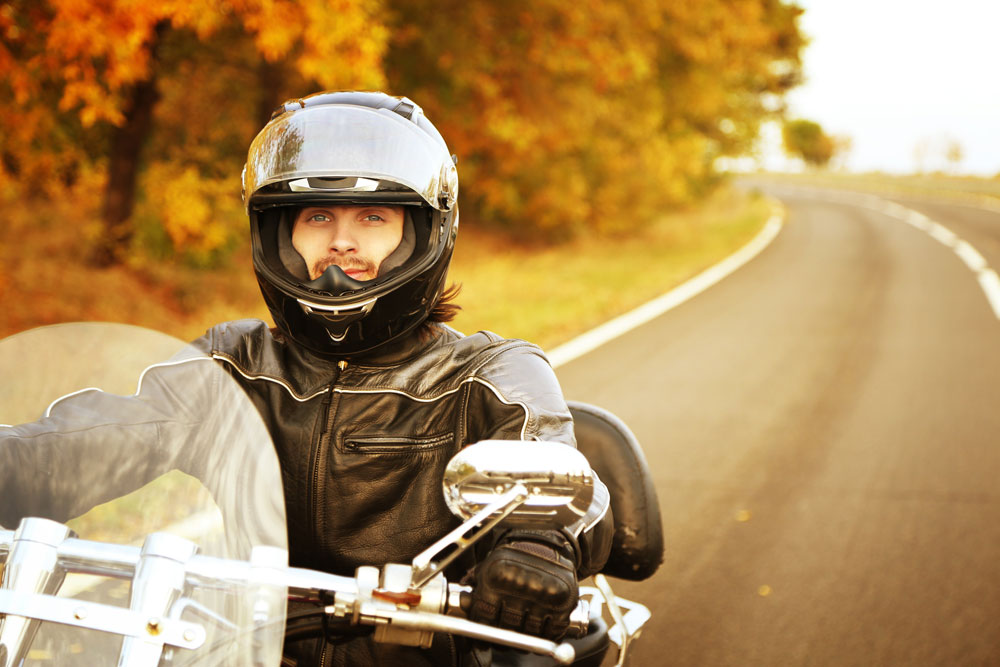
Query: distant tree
946 139 964 173
831 134 853 170
913 139 930 173
782 119 836 167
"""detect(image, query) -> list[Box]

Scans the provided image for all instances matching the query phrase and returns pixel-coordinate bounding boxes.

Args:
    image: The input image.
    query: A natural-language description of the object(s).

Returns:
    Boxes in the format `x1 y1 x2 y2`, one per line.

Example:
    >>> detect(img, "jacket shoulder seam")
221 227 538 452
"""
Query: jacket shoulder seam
212 352 329 402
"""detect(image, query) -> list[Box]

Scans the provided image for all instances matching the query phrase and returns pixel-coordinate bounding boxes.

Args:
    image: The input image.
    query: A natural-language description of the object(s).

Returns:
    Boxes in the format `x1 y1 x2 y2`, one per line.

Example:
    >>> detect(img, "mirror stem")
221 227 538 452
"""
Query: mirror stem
410 484 528 589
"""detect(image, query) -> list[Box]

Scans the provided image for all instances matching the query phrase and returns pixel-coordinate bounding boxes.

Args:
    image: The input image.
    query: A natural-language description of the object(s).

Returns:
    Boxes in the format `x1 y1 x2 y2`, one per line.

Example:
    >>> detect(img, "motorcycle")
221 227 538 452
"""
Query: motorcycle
0 323 662 666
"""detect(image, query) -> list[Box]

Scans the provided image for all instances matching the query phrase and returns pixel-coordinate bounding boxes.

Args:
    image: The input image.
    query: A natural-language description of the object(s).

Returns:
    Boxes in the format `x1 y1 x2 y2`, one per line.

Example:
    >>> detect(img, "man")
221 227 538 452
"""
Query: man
197 90 613 665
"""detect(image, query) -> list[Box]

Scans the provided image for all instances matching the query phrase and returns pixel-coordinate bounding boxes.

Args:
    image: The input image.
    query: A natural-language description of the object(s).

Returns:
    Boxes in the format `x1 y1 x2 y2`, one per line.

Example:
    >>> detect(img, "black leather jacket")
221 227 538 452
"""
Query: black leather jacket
196 320 612 666
192 319 611 578
0 319 611 666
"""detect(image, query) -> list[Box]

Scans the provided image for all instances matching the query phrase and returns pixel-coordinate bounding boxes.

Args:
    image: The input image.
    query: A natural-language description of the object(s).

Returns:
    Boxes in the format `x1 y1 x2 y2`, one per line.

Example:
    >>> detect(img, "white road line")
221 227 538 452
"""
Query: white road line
868 198 1000 322
978 270 1000 320
766 184 1000 324
927 222 958 247
547 207 785 368
954 240 988 273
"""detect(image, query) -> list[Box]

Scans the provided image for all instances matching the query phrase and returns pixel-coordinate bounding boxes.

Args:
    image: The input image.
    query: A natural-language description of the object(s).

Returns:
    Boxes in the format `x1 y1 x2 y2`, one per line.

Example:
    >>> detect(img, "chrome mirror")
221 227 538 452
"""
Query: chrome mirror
411 441 603 588
443 440 595 528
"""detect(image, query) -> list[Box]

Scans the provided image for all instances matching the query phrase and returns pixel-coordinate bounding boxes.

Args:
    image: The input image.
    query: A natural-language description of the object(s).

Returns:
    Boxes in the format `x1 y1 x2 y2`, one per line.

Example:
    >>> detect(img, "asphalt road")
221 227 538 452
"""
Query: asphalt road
556 188 1000 666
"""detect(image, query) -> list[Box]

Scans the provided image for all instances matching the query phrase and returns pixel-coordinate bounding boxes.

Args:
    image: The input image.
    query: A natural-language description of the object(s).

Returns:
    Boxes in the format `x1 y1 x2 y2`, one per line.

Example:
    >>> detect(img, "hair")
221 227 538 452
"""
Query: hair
426 282 462 325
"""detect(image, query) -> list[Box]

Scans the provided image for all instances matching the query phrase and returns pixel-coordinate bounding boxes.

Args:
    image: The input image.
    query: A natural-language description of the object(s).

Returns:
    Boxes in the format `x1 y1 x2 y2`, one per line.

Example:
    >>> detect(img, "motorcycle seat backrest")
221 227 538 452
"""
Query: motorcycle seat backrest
568 401 663 581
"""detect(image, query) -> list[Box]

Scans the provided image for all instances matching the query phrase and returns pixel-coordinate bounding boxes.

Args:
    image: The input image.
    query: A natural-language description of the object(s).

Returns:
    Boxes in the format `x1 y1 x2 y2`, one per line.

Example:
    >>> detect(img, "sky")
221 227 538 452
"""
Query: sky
760 0 1000 175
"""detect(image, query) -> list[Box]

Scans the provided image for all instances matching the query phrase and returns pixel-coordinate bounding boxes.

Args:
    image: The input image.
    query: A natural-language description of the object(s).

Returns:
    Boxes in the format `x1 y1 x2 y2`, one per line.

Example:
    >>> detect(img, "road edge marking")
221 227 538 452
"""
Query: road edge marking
547 205 785 369
880 198 1000 320
854 193 1000 322
770 186 1000 323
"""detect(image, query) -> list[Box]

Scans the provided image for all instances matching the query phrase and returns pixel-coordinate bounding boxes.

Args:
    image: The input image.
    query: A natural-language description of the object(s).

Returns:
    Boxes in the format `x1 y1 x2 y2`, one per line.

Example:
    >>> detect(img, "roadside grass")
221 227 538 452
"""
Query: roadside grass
746 171 1000 209
67 470 215 544
1 187 770 541
448 188 774 349
1 186 773 351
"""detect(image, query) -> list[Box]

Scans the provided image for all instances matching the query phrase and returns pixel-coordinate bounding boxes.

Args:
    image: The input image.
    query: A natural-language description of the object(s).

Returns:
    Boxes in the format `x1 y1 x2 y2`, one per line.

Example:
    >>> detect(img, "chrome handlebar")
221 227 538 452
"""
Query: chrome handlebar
0 519 646 666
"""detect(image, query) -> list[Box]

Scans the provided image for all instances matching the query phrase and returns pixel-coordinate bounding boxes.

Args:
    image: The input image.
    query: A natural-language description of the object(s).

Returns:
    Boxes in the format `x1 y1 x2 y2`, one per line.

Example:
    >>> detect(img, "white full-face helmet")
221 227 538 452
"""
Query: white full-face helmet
243 91 459 358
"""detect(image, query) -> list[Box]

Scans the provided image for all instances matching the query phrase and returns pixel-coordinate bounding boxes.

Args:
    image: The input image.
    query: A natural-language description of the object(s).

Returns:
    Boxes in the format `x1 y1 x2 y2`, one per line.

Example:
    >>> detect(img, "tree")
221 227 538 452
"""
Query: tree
946 139 964 174
386 0 806 237
0 0 388 265
2 0 808 253
782 119 836 167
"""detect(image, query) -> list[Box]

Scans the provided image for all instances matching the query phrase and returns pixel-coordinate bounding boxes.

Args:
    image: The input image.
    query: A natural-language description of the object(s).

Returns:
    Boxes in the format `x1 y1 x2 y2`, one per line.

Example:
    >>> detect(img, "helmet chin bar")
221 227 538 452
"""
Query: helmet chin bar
297 296 378 342
305 264 368 293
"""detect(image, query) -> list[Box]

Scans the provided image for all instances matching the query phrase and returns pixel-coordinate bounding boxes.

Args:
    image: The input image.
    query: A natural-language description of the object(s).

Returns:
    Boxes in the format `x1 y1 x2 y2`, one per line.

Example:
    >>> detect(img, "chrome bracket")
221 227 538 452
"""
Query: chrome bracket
0 589 205 649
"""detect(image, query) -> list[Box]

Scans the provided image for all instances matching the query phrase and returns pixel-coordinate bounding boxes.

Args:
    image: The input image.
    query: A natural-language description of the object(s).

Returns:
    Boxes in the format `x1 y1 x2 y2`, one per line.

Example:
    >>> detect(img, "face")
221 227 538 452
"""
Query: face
292 205 405 281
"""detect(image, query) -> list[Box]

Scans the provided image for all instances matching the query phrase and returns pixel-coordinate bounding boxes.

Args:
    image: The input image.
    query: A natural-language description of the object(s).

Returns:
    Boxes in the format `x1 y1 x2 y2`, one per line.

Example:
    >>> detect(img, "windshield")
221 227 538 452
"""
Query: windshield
0 322 287 666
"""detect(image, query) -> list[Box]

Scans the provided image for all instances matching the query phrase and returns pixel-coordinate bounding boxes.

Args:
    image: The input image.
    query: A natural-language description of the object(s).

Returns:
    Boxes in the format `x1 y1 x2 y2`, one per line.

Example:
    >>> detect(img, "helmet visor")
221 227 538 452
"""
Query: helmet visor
244 105 458 212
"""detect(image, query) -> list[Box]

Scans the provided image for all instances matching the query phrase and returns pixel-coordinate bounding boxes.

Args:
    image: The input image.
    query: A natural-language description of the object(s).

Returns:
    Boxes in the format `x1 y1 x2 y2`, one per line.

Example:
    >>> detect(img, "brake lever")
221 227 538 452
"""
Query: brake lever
332 604 578 666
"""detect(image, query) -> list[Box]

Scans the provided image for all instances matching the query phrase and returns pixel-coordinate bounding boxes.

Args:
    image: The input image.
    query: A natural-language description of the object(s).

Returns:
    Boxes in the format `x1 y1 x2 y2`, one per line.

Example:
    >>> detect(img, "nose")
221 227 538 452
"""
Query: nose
326 218 357 254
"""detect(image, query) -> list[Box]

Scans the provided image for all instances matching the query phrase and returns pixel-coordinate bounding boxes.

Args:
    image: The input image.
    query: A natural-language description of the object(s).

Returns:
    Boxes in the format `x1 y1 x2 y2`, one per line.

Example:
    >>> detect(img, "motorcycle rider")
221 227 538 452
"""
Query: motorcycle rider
195 90 613 665
0 90 613 665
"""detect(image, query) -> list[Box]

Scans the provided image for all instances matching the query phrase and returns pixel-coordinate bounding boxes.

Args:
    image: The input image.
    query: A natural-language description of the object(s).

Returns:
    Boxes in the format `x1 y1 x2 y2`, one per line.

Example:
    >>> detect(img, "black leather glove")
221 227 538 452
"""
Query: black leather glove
467 529 579 640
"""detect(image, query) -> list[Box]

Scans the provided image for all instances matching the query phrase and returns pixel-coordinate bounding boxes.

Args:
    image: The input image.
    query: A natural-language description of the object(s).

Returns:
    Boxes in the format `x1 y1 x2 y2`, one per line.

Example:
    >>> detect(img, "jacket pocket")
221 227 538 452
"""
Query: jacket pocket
340 432 454 455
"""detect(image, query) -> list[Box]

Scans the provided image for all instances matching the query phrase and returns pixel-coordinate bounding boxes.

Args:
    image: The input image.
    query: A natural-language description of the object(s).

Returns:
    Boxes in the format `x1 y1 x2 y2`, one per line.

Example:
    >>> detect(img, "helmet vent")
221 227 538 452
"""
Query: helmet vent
288 177 380 192
393 100 415 119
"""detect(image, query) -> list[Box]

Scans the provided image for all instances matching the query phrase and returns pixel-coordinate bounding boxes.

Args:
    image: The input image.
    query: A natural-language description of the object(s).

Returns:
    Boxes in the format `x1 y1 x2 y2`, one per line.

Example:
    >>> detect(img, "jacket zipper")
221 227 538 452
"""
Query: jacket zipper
308 360 347 558
314 361 347 667
342 433 453 454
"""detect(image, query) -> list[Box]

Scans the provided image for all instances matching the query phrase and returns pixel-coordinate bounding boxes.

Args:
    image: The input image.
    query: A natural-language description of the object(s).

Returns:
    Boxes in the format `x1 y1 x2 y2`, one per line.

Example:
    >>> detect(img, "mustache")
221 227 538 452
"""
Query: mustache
312 255 376 277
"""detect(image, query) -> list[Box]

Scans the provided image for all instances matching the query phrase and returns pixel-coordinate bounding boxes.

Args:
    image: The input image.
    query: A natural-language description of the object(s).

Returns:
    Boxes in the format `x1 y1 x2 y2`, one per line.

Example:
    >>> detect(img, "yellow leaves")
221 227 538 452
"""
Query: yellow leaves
7 0 391 132
2 0 805 265
295 0 387 89
35 0 169 127
143 163 243 259
402 0 802 237
238 0 302 62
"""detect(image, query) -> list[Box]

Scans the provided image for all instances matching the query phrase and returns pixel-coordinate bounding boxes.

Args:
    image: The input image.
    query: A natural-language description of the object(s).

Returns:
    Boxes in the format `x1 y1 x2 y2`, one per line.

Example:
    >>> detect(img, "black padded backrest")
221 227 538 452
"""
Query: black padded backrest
569 401 663 581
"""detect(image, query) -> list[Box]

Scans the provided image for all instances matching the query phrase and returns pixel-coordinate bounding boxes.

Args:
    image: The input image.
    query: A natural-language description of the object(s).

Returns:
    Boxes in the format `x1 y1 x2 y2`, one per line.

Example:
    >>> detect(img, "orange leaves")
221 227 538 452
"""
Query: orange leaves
384 0 805 237
43 0 167 126
4 0 391 130
1 0 392 262
1 0 806 264
238 0 303 62
295 0 387 89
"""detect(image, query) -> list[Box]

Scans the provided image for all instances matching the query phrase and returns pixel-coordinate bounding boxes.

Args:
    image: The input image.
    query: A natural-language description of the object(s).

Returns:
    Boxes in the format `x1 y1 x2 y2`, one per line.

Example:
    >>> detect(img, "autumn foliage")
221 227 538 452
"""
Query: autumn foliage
783 118 837 167
0 0 804 263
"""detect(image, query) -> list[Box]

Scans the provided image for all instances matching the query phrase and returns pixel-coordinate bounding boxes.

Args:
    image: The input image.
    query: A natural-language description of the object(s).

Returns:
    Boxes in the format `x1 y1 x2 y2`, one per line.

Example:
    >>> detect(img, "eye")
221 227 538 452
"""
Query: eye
306 213 330 224
363 214 386 223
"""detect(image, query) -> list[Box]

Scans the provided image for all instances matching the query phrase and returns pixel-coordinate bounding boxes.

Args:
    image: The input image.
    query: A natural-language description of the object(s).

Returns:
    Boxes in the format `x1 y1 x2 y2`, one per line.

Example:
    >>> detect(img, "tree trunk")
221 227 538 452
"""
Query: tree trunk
256 57 287 129
90 22 167 267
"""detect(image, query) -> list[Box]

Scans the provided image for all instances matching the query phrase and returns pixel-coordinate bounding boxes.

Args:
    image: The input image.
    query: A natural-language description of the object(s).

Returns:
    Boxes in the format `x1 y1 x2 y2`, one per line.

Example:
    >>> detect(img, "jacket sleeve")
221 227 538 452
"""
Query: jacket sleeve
0 350 282 552
0 355 216 527
465 340 613 578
